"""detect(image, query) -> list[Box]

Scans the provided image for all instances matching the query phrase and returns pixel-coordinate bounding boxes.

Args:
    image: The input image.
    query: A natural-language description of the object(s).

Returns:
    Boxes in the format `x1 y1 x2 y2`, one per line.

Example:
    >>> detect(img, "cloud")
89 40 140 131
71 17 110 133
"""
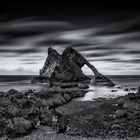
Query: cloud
0 14 140 75
0 48 41 54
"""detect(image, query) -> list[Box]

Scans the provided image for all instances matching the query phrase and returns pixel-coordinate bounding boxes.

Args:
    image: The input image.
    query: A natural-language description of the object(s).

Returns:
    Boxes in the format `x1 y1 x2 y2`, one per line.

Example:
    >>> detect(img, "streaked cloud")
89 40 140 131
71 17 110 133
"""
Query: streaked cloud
0 13 140 75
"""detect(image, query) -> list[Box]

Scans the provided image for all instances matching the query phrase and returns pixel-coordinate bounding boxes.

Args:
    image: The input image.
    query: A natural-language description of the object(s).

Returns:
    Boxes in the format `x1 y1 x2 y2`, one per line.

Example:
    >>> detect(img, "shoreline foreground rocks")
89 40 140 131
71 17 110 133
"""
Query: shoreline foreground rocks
32 47 114 87
0 88 87 138
1 87 140 138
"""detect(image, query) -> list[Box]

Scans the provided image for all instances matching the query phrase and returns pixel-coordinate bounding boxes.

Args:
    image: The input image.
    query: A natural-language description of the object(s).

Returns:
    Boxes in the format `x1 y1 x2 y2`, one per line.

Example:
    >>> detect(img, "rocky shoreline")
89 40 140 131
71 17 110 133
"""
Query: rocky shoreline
0 86 140 139
0 87 87 138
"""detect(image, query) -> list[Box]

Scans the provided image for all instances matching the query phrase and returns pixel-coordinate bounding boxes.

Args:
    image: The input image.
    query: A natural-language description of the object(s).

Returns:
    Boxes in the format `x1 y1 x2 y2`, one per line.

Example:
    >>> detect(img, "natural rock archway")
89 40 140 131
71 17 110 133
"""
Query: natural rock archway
33 47 114 87
62 47 115 86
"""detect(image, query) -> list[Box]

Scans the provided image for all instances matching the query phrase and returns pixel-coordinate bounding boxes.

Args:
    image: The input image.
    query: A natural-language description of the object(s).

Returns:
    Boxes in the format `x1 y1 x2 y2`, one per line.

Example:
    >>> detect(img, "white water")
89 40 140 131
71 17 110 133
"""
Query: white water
75 84 137 101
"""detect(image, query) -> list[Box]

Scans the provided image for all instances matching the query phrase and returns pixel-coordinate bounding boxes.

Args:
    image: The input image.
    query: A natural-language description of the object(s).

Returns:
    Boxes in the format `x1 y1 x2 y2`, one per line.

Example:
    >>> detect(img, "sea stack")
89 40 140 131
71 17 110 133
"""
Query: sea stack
32 47 114 87
39 47 90 83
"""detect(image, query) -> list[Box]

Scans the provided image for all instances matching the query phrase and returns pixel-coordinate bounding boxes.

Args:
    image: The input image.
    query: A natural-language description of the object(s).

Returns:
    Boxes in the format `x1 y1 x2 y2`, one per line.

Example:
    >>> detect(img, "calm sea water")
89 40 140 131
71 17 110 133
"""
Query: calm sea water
0 75 140 101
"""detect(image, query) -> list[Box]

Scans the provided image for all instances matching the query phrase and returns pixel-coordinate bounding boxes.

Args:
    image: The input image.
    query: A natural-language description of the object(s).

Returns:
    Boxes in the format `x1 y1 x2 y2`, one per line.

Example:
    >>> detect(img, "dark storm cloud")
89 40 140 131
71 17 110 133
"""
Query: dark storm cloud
0 48 41 54
0 39 15 46
0 19 73 46
0 11 140 75
36 39 71 46
94 15 140 35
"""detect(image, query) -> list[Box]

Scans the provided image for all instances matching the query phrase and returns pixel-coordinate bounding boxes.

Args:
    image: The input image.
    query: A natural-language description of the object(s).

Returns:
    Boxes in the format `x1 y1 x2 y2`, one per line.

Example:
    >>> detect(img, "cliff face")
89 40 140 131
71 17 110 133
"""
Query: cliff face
39 47 90 82
33 47 114 86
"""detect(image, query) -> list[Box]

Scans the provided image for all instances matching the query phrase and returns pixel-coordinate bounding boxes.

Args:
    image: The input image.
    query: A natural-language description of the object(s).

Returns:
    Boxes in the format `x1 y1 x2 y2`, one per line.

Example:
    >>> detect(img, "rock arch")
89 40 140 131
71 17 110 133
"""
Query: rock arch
39 47 114 86
62 47 115 86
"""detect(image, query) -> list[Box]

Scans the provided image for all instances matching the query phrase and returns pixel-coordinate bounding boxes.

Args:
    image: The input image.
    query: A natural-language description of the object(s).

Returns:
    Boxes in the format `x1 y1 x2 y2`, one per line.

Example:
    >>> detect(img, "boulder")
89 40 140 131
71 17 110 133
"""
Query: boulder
78 83 89 89
63 94 72 102
137 86 140 94
117 97 126 106
5 89 19 98
53 82 78 88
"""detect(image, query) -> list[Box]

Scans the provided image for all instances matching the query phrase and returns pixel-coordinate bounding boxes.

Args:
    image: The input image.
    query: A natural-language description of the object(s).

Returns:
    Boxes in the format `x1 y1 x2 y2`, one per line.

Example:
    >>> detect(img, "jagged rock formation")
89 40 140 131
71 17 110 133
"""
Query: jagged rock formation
32 47 114 87
0 88 87 138
39 47 90 83
62 47 100 75
62 47 115 86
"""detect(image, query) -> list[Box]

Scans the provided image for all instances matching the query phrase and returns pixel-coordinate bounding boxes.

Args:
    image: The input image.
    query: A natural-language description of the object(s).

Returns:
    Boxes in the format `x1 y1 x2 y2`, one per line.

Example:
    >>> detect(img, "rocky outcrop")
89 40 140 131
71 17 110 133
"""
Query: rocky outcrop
137 86 140 93
32 47 114 86
39 47 90 83
93 75 115 87
0 88 87 138
62 47 115 86
62 47 99 75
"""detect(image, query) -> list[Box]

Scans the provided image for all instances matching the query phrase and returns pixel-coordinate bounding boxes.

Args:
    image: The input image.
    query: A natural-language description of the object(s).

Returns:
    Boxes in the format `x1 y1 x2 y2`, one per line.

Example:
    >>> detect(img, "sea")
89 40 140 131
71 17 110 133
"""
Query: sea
0 75 140 101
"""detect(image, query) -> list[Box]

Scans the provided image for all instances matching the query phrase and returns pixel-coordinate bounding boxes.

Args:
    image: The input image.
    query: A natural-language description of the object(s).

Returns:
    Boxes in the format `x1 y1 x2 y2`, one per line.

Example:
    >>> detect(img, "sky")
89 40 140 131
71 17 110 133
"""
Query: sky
0 2 140 75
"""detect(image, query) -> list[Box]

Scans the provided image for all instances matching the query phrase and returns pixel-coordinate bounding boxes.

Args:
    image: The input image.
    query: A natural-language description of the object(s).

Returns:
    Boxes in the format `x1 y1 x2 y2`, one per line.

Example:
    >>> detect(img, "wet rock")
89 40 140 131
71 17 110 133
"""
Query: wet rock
7 89 19 95
53 82 78 88
5 89 19 98
63 94 72 102
137 86 140 94
70 90 87 98
111 89 117 92
78 83 89 89
130 87 137 91
124 88 129 91
94 75 115 87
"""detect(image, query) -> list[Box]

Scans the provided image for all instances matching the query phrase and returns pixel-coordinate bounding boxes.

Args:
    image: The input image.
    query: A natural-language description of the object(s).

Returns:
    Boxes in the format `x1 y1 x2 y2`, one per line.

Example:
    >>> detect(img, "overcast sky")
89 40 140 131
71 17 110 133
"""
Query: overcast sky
0 3 140 75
